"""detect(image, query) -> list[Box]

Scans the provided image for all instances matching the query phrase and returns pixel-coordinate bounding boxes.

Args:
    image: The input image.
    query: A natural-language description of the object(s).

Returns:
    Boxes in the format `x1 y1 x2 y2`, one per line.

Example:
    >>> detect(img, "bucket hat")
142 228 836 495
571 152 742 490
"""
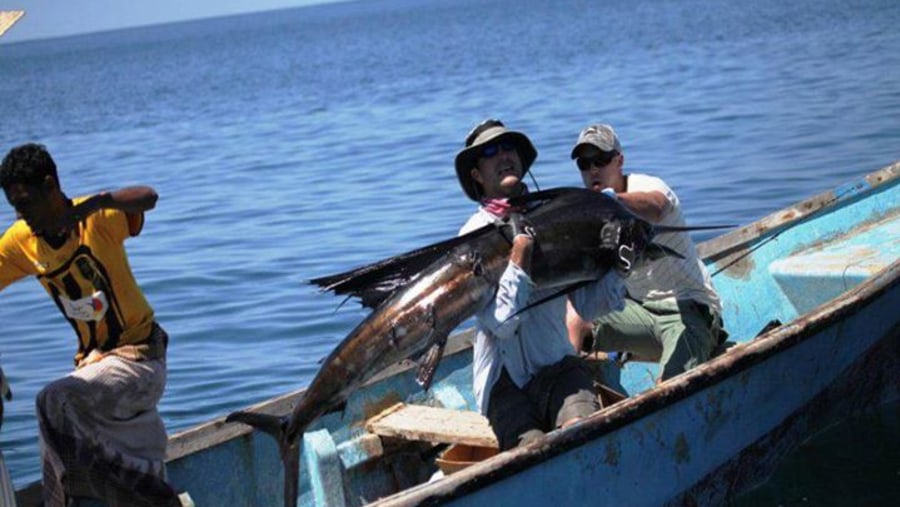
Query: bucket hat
454 119 537 201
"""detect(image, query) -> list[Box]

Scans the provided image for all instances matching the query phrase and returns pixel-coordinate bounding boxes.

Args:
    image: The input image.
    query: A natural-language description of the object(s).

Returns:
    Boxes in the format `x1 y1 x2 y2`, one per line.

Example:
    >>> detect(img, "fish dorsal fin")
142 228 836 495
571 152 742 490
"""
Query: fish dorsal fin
309 224 496 308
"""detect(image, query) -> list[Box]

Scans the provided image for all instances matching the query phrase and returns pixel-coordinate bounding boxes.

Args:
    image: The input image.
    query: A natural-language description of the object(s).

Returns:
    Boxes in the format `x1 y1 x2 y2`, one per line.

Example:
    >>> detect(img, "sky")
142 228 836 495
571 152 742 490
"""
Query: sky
0 0 342 43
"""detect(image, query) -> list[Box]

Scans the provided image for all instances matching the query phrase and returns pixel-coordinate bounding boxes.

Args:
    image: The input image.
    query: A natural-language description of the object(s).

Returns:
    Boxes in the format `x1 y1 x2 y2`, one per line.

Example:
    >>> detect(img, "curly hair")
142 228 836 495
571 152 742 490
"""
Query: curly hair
0 143 59 191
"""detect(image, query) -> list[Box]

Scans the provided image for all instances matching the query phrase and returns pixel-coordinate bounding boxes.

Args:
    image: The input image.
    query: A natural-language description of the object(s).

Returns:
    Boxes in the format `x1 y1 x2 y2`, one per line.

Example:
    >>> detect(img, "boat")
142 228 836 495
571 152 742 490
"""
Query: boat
14 161 900 506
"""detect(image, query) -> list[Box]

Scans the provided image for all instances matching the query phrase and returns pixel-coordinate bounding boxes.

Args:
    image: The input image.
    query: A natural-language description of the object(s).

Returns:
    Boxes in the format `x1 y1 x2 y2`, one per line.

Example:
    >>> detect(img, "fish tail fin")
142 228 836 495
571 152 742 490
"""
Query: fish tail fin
282 449 300 507
225 411 288 442
226 410 301 507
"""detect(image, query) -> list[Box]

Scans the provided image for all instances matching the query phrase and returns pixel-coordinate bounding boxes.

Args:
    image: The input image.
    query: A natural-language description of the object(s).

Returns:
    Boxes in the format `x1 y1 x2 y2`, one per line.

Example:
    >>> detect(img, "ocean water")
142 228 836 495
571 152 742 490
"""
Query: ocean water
731 401 900 506
1 0 898 497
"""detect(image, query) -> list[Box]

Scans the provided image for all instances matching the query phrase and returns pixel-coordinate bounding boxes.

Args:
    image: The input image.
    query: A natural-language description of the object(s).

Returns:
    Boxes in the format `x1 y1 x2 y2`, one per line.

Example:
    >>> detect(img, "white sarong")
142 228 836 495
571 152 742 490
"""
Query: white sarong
37 326 179 507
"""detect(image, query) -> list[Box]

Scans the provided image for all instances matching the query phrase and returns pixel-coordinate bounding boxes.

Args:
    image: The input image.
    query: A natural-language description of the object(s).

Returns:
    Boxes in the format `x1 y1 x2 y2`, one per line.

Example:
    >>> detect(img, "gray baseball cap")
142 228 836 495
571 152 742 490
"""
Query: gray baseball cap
570 124 622 159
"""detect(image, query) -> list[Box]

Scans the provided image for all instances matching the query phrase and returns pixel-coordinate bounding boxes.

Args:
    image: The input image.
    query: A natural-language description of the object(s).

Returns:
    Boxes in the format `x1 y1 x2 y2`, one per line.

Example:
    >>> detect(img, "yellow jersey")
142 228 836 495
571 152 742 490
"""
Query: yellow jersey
0 195 155 364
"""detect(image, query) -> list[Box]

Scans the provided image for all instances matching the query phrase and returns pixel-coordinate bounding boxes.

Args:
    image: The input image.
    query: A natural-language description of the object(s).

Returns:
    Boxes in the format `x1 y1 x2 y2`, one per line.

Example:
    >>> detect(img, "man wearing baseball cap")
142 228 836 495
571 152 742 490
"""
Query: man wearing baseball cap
566 124 725 383
454 119 625 451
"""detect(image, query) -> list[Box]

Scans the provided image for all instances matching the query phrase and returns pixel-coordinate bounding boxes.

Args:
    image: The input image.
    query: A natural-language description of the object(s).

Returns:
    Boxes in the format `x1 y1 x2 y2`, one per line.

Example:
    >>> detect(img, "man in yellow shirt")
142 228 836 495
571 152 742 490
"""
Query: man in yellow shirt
0 143 179 506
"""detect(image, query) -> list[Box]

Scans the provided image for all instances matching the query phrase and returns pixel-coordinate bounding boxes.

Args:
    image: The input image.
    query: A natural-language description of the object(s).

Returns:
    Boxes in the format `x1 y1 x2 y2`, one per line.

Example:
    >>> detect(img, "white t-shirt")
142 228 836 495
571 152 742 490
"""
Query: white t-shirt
624 173 721 313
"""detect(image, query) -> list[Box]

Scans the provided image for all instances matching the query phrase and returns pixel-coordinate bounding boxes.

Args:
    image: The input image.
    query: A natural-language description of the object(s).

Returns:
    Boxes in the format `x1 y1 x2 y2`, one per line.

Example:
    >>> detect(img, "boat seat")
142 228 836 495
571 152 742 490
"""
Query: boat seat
366 403 499 449
769 217 900 315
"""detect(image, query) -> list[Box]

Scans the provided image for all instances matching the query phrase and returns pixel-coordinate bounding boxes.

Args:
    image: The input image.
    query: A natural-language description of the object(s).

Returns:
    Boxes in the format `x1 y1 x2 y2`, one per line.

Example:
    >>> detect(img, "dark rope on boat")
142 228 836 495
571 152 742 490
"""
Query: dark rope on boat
710 234 781 278
709 188 851 278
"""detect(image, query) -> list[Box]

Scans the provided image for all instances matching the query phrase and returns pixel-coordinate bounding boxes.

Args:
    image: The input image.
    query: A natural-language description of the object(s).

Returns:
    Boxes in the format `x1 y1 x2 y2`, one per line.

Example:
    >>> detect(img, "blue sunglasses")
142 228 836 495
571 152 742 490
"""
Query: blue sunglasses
480 140 517 159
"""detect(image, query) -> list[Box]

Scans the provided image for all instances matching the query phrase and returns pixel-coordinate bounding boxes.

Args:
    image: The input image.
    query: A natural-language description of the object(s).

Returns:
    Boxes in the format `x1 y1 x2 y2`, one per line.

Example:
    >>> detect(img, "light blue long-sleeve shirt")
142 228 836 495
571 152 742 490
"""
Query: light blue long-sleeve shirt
460 207 626 415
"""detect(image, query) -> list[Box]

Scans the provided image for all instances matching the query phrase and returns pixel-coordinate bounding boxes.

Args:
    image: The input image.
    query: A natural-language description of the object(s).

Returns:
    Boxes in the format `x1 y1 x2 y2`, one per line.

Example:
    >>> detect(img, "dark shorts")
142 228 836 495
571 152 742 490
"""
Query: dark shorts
486 356 599 451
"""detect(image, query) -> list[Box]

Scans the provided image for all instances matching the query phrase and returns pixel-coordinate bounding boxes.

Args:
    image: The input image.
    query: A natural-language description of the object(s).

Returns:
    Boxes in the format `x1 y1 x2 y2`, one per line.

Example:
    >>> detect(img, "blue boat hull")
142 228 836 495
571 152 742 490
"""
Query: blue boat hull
380 263 899 506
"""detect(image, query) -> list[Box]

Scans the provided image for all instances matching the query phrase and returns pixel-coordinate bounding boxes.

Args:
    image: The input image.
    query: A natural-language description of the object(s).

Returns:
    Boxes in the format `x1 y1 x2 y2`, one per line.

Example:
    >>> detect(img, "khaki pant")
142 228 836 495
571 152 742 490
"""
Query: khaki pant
591 298 723 381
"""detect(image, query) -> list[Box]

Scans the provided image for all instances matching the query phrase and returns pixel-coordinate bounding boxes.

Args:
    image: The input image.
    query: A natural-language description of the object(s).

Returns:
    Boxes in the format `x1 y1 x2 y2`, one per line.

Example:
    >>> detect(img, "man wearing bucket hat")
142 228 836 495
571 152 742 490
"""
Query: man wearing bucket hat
455 119 625 451
566 123 725 382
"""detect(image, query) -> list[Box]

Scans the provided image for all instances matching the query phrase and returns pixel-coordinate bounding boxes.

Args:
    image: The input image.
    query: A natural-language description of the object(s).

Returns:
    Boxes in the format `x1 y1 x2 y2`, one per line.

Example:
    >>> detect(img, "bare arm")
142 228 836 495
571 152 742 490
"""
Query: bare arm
509 234 533 274
473 233 535 341
567 296 603 354
82 186 158 215
566 300 590 352
616 190 668 223
59 186 158 233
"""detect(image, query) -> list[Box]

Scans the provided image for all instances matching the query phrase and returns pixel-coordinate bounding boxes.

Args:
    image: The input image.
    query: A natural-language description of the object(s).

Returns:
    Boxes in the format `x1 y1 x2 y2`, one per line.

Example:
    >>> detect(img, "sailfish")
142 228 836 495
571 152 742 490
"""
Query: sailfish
226 188 705 507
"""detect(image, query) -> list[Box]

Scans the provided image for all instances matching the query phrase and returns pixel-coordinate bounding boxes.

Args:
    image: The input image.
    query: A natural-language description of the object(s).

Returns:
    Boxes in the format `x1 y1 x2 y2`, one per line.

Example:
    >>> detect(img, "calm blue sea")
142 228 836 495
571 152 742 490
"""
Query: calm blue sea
1 0 899 499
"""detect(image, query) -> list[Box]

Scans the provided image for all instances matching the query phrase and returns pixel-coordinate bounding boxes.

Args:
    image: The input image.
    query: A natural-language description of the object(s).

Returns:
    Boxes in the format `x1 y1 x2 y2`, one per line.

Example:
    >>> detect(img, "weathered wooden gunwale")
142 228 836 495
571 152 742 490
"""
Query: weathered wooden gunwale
698 162 900 262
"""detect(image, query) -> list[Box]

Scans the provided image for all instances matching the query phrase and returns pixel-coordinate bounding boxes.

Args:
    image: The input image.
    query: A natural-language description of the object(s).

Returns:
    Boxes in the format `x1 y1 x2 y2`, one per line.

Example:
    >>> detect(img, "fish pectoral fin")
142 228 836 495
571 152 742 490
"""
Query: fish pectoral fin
415 335 448 392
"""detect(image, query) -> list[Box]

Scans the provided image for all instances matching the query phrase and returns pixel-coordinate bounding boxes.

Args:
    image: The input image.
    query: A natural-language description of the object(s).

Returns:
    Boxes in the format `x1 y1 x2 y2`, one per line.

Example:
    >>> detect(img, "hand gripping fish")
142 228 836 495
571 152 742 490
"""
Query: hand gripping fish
226 188 702 507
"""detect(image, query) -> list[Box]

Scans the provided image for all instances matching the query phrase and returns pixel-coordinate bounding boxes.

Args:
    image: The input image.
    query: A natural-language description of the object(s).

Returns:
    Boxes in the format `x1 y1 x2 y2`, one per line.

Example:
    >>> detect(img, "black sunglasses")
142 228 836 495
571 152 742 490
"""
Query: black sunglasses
576 150 618 171
480 140 516 159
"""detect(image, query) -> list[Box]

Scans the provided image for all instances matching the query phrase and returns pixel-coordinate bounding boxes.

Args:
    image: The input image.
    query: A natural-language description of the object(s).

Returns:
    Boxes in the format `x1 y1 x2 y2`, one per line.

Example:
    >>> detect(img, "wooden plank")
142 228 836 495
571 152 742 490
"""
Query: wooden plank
367 403 498 449
0 10 24 38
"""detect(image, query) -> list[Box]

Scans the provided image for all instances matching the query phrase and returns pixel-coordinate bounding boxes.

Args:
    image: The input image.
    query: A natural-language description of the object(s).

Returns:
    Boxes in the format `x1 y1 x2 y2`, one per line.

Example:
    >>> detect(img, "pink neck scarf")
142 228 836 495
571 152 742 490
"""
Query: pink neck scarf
480 197 525 219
